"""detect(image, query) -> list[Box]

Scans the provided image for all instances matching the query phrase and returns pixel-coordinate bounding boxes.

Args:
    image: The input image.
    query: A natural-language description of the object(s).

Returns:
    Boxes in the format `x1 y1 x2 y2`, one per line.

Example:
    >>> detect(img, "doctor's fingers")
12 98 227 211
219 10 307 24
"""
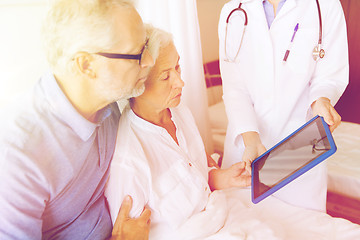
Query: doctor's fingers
244 161 252 175
328 107 341 132
320 104 341 132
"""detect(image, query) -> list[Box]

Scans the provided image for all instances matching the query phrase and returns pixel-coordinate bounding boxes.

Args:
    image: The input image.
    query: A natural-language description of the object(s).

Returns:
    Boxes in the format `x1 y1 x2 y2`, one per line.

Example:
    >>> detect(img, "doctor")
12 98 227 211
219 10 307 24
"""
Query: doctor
218 0 348 211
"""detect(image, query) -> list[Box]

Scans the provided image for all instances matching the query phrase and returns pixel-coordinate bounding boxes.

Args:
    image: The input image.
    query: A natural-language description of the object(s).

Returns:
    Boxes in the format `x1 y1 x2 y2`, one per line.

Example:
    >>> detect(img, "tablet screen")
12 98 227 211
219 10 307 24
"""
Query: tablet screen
251 116 336 204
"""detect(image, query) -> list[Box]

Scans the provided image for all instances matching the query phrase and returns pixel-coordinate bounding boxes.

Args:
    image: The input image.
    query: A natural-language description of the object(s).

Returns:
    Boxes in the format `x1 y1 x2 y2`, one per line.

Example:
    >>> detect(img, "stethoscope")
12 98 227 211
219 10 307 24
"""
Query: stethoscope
224 0 325 63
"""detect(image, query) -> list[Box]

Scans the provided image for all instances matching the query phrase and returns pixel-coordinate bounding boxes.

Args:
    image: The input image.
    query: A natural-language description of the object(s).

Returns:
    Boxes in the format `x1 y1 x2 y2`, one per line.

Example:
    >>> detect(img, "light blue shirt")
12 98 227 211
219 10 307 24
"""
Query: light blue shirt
0 71 120 239
263 0 287 28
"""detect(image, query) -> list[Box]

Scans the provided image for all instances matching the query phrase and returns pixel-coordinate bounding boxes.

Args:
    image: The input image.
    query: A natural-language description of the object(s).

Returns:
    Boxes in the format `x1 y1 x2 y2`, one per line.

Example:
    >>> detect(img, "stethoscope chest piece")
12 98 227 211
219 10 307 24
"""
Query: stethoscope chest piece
312 44 325 61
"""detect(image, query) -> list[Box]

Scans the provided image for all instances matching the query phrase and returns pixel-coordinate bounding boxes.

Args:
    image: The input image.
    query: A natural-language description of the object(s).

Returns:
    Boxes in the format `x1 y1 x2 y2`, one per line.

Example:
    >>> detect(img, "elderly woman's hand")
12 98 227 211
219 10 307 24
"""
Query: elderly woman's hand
208 162 251 191
226 162 252 188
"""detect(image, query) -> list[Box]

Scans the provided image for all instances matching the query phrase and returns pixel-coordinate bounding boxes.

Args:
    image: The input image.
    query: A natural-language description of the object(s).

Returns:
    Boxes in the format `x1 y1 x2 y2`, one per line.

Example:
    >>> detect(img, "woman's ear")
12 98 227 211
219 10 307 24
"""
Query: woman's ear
72 52 96 78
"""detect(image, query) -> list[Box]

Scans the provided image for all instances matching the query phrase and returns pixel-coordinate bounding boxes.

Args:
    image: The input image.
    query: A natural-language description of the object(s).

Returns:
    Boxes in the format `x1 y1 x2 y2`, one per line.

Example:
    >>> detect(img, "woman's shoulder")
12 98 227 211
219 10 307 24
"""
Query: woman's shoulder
113 106 148 164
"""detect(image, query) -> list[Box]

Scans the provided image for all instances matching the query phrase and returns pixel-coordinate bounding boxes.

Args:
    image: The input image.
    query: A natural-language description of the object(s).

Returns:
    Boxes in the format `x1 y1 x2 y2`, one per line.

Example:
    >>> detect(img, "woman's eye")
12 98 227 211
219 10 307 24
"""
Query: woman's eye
162 73 170 80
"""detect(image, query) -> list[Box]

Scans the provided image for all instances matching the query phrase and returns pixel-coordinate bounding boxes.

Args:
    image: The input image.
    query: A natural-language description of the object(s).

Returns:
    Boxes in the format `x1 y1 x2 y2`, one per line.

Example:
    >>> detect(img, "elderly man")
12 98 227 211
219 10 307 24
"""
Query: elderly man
0 0 153 239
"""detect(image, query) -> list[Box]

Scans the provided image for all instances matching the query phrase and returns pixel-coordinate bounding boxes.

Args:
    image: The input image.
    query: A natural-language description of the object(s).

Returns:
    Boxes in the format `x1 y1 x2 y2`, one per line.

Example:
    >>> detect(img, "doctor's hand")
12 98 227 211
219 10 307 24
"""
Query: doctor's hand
242 144 267 172
241 131 267 173
311 97 341 132
109 196 151 240
208 162 251 191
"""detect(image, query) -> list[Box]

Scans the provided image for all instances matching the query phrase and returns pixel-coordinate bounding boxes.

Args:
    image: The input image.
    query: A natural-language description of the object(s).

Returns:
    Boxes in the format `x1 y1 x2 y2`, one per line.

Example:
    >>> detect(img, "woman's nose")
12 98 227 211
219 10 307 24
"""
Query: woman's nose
173 71 185 88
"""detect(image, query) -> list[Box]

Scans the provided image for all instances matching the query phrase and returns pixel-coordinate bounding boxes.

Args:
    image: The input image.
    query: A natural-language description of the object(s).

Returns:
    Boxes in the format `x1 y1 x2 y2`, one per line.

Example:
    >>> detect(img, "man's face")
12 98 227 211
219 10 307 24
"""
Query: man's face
94 6 154 103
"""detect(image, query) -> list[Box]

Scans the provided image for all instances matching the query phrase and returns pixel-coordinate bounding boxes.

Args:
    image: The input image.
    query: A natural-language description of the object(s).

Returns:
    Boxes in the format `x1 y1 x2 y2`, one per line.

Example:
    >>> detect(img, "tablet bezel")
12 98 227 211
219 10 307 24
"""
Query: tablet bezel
251 115 337 204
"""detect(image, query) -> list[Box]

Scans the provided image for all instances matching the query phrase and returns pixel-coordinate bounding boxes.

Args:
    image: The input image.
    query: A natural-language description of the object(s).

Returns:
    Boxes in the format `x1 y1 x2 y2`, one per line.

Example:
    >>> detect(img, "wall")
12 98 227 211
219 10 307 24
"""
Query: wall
335 0 360 124
197 0 228 63
0 0 49 108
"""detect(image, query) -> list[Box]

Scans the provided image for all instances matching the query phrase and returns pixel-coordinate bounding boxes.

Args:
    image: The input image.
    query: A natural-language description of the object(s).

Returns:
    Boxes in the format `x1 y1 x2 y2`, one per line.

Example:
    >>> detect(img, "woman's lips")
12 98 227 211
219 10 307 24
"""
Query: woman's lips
173 93 182 99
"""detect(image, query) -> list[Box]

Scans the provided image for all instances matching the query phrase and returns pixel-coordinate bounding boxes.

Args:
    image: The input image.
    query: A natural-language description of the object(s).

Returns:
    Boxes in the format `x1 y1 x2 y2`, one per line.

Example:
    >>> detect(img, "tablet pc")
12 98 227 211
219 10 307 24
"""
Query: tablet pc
251 115 336 204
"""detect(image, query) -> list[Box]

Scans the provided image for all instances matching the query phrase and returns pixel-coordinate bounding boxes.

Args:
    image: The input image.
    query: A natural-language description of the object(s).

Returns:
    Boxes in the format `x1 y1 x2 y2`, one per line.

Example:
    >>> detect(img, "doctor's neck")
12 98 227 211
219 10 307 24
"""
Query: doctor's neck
267 0 282 15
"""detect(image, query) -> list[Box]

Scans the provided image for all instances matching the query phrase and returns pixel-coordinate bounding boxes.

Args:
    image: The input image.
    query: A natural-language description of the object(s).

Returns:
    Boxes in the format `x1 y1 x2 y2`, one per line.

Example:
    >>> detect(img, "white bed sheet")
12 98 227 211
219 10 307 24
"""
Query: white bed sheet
208 100 360 199
169 188 360 240
327 121 360 199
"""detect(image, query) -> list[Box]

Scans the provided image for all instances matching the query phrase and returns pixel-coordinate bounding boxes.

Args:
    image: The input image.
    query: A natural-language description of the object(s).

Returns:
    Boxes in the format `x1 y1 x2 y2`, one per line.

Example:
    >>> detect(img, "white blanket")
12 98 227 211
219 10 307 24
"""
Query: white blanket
166 188 360 240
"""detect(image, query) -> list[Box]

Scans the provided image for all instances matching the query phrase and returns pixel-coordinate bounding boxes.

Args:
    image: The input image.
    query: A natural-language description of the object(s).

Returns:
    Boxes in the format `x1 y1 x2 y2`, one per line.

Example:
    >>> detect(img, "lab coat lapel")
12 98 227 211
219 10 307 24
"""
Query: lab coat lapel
244 0 272 45
245 0 275 88
275 0 297 21
249 0 274 63
239 0 257 3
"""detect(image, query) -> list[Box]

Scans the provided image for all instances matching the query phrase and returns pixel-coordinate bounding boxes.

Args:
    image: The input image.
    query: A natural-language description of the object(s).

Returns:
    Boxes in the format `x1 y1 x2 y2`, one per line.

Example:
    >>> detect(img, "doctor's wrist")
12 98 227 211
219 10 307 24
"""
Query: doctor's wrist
242 131 262 147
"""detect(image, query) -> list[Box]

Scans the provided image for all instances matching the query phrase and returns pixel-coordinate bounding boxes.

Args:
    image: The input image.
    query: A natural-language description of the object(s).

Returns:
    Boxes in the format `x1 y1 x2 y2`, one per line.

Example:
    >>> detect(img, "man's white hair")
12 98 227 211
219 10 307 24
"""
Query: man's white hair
42 0 134 74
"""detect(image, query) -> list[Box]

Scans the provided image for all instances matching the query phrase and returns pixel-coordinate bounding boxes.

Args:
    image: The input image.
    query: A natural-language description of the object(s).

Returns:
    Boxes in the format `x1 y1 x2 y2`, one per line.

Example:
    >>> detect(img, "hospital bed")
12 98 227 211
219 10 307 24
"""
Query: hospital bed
204 60 360 225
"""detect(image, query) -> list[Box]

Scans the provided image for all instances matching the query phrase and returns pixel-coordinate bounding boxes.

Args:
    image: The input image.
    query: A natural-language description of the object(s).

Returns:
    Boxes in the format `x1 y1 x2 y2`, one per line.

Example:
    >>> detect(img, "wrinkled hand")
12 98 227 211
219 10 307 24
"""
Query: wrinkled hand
242 144 267 173
226 161 252 188
311 97 341 132
109 196 151 240
208 162 251 190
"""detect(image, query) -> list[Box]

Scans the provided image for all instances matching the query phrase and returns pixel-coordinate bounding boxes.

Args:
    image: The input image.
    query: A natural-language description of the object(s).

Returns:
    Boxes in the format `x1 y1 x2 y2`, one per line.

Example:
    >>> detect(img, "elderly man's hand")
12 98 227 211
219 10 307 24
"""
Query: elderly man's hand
311 97 341 132
109 196 151 240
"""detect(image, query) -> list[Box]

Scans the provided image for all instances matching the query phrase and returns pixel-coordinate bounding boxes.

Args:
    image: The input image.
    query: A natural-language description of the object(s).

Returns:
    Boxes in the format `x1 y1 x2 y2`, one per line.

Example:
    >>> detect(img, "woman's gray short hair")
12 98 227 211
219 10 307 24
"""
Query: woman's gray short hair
42 0 134 74
146 25 174 63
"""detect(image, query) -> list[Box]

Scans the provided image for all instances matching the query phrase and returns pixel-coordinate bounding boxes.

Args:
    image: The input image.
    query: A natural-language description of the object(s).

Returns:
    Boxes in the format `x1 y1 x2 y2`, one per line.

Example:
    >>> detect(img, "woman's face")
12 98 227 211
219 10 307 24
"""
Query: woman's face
136 42 184 110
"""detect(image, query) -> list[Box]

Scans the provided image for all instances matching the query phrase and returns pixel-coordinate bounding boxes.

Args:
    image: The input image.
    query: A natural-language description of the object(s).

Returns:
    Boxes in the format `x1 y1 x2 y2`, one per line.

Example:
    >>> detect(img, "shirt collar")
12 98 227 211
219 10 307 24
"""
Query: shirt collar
127 105 174 135
262 0 287 4
41 71 113 141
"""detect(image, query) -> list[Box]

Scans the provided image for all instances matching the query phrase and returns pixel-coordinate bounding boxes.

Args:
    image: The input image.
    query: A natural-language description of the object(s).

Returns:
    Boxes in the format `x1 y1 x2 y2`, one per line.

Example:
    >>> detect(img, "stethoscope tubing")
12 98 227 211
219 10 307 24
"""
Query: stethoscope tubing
224 0 324 62
315 0 323 45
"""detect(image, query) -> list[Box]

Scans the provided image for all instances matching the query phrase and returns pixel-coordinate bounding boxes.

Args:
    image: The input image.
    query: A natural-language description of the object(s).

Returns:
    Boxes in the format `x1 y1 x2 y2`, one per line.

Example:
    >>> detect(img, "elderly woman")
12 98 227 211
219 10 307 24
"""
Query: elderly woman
105 26 251 239
105 27 360 240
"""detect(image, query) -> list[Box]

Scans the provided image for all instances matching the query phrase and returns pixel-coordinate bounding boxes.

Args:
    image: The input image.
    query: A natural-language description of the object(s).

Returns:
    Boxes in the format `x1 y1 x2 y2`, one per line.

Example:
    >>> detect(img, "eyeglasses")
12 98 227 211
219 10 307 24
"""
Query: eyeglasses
95 38 149 65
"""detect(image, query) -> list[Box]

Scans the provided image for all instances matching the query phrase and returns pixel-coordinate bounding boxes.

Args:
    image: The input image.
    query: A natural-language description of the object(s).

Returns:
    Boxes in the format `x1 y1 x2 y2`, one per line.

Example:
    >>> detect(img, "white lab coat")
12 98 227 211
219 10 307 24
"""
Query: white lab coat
218 0 348 211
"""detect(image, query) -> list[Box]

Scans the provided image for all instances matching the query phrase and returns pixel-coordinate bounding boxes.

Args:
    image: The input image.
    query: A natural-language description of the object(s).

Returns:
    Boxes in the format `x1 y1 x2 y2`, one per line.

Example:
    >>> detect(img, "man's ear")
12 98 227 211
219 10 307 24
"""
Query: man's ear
73 52 96 78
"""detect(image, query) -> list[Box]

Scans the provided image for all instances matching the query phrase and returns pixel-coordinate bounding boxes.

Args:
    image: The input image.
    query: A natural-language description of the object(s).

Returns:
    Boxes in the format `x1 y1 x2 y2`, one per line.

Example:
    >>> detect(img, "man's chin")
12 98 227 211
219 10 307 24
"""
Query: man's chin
131 84 145 98
121 85 145 100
